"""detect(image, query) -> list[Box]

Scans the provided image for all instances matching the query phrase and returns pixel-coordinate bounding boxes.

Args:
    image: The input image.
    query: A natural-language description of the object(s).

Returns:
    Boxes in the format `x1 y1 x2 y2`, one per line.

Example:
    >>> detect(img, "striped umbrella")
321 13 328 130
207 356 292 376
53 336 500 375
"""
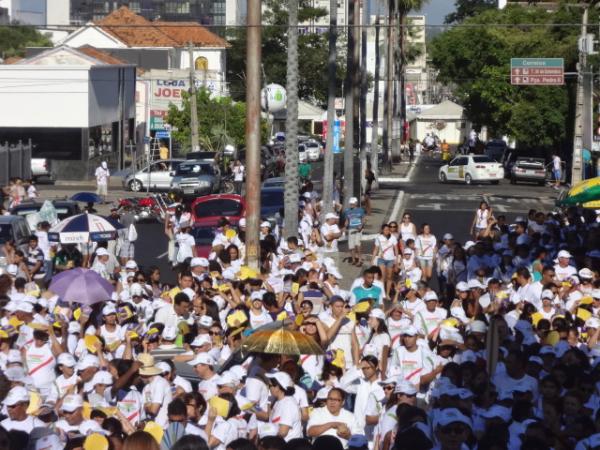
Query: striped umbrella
557 176 600 208
48 213 117 244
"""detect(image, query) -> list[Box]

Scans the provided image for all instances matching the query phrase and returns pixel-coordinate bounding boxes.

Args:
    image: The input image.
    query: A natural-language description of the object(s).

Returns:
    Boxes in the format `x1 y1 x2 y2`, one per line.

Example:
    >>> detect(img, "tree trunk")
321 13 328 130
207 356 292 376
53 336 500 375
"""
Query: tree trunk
343 0 356 207
383 0 395 170
370 16 381 188
322 0 338 216
283 0 299 238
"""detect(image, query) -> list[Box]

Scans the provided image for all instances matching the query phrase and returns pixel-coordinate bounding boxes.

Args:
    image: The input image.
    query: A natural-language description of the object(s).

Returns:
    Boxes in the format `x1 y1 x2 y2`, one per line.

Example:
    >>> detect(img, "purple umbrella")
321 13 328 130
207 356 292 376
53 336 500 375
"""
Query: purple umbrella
49 268 113 305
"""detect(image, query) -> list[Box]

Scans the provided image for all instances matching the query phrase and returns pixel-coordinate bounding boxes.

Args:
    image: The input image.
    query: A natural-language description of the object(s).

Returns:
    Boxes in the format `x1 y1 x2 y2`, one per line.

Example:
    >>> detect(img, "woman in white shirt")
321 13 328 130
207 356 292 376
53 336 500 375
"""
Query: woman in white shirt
415 223 437 282
364 309 391 374
471 201 492 239
399 213 417 244
175 224 197 266
372 224 398 299
266 371 303 441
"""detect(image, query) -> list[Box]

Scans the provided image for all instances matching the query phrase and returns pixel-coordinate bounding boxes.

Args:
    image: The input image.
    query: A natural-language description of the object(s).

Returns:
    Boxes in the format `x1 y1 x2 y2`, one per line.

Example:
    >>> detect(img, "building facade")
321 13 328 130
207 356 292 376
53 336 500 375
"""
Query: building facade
0 46 136 179
0 0 69 25
70 0 230 26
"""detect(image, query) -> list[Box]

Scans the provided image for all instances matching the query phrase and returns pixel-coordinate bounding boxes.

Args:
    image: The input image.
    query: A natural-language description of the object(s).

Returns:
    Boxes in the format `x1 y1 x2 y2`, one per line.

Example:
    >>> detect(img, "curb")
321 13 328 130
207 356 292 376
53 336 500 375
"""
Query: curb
377 155 421 185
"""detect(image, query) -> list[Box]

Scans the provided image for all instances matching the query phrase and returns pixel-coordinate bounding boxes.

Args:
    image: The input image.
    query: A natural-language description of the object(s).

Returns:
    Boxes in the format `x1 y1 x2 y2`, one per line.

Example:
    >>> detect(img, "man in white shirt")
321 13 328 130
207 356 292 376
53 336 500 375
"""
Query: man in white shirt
55 394 99 438
95 161 110 202
154 292 191 329
320 213 342 254
552 153 562 189
0 386 44 432
188 352 219 401
553 250 577 282
139 354 173 427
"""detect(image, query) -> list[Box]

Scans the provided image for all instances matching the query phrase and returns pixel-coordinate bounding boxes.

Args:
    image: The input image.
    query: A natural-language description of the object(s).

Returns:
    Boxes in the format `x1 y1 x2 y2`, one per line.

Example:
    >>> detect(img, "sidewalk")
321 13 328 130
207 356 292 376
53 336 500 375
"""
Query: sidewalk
336 159 414 281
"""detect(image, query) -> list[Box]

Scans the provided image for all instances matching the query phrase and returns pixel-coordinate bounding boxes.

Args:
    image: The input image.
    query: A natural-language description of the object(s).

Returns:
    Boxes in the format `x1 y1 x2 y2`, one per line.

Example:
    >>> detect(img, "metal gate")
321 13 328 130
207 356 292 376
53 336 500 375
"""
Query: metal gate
0 140 32 186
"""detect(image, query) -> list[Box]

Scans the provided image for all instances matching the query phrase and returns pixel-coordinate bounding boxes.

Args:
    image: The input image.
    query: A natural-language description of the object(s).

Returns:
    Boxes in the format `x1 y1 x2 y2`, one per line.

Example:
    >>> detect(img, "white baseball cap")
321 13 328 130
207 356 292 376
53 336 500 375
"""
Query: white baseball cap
16 302 33 313
3 386 29 406
443 233 454 240
198 315 214 328
467 279 486 290
61 394 84 412
401 325 418 336
424 291 439 302
260 221 271 228
579 268 594 280
57 353 76 367
191 334 212 347
464 241 476 250
90 370 113 387
156 361 171 374
436 407 472 429
129 283 144 297
76 354 100 371
541 289 554 300
394 379 418 395
216 371 238 387
125 260 138 270
96 248 109 257
557 250 572 259
102 304 117 316
325 213 338 220
266 371 293 389
161 326 178 341
239 218 246 227
188 353 216 367
369 308 386 321
349 197 358 204
456 281 469 292
191 257 209 268
182 287 196 301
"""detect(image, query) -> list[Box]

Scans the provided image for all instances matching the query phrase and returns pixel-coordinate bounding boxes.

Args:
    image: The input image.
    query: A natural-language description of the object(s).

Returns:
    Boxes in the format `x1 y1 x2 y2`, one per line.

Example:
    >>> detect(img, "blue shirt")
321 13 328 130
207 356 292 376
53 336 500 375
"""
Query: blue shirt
344 207 365 230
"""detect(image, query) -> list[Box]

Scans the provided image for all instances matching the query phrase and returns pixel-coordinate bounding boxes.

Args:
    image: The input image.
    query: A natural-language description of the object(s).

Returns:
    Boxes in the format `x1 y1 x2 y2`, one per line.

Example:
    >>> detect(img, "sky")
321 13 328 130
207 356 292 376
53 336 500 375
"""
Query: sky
416 0 456 25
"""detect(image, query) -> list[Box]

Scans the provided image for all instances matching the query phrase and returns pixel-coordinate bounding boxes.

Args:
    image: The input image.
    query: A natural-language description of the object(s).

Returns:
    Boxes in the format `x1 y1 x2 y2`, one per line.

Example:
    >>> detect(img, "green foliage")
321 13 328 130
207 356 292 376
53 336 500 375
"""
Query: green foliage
225 0 346 106
0 26 52 58
430 5 592 150
165 88 268 153
444 0 496 24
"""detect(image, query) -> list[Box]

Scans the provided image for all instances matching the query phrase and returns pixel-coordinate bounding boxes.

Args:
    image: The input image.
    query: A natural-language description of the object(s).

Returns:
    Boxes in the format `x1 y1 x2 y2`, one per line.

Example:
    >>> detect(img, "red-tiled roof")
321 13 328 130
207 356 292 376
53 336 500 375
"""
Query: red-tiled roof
95 6 228 48
78 45 127 65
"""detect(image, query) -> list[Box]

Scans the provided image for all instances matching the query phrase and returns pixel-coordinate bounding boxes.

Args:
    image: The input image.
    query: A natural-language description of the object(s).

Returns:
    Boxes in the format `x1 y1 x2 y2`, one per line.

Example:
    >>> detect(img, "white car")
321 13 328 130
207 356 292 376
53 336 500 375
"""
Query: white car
305 140 322 161
439 154 504 185
298 144 308 163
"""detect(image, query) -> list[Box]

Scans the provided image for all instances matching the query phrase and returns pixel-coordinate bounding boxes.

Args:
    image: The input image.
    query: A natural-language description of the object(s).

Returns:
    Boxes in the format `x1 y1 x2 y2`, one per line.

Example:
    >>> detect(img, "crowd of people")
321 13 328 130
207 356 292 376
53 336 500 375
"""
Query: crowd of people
0 178 599 450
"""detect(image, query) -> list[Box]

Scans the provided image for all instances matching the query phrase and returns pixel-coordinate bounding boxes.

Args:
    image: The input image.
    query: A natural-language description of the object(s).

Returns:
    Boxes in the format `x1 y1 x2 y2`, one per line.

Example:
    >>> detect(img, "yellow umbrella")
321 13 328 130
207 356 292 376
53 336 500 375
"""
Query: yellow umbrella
241 325 324 355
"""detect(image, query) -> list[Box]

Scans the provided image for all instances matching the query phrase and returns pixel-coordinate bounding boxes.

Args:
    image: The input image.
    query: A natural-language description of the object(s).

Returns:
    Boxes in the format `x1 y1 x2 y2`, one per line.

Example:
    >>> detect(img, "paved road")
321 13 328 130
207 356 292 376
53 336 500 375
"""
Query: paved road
401 156 560 244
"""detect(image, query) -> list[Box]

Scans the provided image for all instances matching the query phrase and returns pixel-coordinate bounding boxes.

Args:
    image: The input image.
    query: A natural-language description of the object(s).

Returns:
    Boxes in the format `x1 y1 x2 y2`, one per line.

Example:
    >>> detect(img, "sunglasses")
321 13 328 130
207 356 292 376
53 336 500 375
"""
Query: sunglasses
383 386 394 391
209 331 221 336
441 425 467 435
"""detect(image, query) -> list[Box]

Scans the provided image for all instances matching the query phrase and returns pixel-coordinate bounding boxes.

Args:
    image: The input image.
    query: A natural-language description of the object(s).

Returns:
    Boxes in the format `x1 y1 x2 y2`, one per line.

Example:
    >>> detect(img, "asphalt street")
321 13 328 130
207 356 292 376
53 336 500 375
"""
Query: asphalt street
37 155 562 285
401 156 560 244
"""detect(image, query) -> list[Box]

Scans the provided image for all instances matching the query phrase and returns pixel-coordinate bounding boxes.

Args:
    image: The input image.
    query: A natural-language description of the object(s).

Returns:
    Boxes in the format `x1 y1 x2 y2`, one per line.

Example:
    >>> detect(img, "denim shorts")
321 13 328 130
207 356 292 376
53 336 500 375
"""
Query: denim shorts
377 258 395 268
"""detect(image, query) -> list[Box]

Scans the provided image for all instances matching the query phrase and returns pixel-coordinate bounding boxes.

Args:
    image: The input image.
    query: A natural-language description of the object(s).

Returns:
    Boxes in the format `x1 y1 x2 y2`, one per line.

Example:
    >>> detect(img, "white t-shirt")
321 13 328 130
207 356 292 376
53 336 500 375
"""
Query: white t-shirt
249 310 273 330
25 343 56 388
554 263 577 282
142 375 173 427
375 235 398 261
244 376 270 412
306 406 361 447
320 223 341 253
115 387 144 425
415 307 447 336
95 166 109 185
416 234 437 259
389 345 435 386
553 156 561 171
233 165 245 182
176 232 196 263
0 415 44 432
270 396 303 441
198 373 219 401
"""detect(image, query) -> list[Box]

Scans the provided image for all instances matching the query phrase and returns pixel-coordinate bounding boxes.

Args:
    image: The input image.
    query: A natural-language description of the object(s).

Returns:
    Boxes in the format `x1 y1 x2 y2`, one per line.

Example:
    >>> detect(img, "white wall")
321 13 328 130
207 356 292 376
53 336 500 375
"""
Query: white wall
0 67 89 127
46 0 69 25
61 27 127 49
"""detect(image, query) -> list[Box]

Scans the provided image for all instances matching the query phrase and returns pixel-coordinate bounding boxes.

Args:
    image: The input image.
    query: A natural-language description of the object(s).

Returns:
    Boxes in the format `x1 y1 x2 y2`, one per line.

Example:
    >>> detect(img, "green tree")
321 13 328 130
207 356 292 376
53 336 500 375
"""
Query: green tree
0 26 52 58
225 0 346 106
165 88 268 152
430 5 592 150
444 0 496 24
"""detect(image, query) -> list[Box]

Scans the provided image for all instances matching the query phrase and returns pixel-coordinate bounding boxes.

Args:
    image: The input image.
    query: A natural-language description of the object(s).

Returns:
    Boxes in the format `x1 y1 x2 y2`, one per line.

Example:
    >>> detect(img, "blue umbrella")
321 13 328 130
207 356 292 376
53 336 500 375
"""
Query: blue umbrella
70 192 103 203
49 213 117 243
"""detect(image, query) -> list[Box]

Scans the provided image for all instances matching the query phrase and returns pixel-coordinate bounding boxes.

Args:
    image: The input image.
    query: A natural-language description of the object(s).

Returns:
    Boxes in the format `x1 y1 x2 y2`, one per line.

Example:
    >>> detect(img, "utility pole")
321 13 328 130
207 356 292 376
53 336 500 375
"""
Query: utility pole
370 15 381 188
245 0 262 270
189 42 200 153
359 0 368 194
322 0 338 216
572 7 588 184
343 0 356 207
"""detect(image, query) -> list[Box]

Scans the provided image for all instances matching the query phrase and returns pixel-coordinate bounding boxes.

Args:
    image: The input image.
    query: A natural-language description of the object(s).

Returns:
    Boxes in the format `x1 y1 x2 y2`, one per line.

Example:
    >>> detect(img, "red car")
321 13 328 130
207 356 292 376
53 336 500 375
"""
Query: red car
190 194 246 257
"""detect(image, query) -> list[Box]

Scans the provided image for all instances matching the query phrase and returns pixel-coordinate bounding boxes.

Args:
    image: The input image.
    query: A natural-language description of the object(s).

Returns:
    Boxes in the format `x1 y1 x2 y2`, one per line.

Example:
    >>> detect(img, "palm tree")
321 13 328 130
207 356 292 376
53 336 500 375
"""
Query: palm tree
283 0 300 238
370 14 381 186
322 0 338 215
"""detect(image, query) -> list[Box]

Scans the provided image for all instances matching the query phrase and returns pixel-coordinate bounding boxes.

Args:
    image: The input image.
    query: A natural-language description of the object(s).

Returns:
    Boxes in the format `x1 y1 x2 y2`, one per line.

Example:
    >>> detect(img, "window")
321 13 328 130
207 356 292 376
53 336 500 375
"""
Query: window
450 157 467 166
194 199 242 217
473 156 493 164
191 226 216 245
165 1 190 14
195 56 208 71
128 1 140 12
176 163 215 176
